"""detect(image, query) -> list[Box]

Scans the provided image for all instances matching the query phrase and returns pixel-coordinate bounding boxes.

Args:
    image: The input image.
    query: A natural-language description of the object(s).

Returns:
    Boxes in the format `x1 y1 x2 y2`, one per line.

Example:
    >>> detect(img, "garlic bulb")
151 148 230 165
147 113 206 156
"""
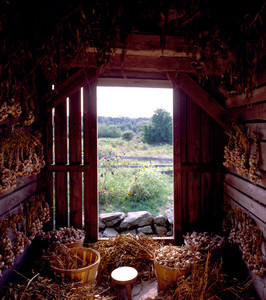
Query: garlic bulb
184 231 225 254
42 227 85 244
154 244 203 270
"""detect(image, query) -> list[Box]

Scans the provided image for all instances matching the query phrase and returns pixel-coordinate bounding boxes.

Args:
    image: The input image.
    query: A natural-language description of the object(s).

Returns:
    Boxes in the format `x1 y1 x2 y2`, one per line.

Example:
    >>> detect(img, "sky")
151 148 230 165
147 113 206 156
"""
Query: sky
97 86 173 118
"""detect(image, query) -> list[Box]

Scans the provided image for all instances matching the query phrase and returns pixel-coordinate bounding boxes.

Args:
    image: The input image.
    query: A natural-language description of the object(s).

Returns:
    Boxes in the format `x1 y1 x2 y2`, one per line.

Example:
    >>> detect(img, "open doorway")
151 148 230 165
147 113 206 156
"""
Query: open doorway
97 86 174 238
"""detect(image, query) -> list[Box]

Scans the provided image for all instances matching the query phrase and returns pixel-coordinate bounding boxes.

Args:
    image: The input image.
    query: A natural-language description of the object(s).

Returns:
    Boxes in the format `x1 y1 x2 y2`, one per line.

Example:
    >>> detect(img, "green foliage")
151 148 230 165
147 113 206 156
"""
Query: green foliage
98 123 122 138
98 116 148 134
142 108 172 144
98 165 172 214
122 130 134 141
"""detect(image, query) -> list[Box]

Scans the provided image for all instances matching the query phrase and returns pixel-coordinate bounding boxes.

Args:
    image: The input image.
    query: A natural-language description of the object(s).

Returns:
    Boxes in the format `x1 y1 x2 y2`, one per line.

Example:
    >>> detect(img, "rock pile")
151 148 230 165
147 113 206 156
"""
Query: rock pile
99 209 174 237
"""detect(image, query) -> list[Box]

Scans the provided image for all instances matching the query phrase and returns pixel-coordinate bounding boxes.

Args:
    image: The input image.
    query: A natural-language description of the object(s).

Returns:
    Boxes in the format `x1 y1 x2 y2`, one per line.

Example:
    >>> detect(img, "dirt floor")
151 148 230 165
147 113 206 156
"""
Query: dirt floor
132 279 158 300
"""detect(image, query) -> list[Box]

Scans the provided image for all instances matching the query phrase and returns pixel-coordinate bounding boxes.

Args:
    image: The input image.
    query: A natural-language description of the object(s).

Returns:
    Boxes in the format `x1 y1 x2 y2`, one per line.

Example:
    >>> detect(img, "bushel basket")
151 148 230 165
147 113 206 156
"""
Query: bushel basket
51 247 100 283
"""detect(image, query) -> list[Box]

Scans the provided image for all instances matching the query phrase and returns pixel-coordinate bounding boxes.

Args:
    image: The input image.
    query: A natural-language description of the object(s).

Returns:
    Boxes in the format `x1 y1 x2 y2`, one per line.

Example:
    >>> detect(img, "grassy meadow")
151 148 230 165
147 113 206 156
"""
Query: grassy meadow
98 137 173 215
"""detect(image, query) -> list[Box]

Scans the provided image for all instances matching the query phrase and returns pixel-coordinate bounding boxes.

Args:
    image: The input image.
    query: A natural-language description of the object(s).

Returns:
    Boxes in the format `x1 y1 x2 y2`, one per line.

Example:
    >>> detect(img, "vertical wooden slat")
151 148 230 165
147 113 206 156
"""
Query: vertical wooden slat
83 78 98 242
180 91 188 236
54 101 68 228
173 87 182 243
69 90 82 228
187 98 201 231
45 110 54 230
200 111 214 230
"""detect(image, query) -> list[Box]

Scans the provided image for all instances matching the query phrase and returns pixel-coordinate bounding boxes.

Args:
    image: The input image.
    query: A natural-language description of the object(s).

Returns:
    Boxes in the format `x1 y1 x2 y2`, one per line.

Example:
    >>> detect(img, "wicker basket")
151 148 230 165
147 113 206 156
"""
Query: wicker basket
154 259 189 291
64 237 85 248
51 247 100 283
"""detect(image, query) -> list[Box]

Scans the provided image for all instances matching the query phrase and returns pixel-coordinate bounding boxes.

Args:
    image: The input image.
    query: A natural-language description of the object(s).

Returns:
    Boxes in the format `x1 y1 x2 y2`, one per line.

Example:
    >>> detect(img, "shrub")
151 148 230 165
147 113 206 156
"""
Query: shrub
122 130 134 141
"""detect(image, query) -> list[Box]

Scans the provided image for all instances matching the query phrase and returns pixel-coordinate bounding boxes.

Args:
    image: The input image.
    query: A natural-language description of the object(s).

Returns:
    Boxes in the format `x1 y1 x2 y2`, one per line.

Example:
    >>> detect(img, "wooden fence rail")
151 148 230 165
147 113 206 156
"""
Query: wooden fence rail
98 155 173 168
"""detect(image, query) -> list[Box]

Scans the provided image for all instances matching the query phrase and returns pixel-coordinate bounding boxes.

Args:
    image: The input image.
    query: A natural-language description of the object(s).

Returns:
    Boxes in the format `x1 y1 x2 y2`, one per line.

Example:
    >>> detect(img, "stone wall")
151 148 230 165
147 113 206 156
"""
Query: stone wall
99 209 174 238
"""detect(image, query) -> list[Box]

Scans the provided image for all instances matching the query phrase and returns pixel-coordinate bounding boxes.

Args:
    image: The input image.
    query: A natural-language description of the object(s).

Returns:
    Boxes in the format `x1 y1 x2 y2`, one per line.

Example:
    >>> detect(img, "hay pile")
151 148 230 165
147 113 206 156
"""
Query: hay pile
0 234 257 300
88 233 162 286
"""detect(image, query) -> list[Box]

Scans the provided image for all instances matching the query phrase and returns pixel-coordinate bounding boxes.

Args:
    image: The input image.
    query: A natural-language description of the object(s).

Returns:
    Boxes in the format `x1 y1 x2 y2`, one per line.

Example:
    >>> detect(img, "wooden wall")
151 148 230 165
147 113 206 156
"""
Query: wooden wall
225 86 266 299
176 89 224 239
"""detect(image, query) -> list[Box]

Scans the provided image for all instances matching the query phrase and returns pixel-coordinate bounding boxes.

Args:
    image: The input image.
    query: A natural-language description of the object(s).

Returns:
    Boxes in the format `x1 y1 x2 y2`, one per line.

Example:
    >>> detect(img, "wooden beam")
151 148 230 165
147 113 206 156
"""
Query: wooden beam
46 68 96 110
173 87 182 243
226 102 266 122
69 90 82 229
54 101 68 228
97 77 172 88
175 74 226 128
83 78 98 242
65 54 196 74
226 86 266 109
51 164 90 172
117 33 186 55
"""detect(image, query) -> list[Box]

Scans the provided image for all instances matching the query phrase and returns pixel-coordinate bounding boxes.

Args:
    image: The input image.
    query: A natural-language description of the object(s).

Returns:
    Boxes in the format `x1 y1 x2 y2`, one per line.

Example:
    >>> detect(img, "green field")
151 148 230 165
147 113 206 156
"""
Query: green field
98 137 173 215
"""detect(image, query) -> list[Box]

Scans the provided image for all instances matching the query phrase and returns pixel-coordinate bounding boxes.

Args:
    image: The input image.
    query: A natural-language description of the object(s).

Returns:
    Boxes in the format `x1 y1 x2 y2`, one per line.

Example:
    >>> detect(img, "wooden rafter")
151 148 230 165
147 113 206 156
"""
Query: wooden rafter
173 73 227 128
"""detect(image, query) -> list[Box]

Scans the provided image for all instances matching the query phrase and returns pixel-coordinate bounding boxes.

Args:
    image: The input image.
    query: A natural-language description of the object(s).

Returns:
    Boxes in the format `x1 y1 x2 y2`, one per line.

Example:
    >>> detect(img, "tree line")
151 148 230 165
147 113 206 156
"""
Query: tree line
98 108 172 144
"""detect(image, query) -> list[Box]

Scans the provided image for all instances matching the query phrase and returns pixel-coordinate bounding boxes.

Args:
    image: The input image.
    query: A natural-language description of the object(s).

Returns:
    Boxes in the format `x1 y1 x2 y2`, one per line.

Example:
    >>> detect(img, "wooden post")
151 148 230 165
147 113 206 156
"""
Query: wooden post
83 76 98 242
173 87 182 243
69 90 82 228
54 101 68 228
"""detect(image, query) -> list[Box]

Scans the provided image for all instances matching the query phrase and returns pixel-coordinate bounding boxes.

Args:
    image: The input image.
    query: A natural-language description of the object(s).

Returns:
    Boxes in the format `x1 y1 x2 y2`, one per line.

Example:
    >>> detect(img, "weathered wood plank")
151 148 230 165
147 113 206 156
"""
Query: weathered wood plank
46 68 96 110
225 173 266 206
54 101 68 228
175 74 226 128
181 163 217 173
227 102 266 122
173 87 182 242
187 172 201 231
67 54 196 74
187 97 201 163
201 173 213 229
69 90 82 229
201 110 214 164
224 183 266 223
45 110 54 230
0 176 38 217
259 142 266 171
226 86 266 109
51 165 90 172
83 77 98 242
118 34 186 54
180 91 187 164
227 167 266 189
247 122 266 139
97 77 172 88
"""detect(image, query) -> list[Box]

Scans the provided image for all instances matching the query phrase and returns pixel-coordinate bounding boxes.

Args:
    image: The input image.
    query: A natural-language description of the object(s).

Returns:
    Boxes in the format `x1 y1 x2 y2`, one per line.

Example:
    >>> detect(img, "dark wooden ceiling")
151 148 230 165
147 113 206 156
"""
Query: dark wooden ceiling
1 0 265 112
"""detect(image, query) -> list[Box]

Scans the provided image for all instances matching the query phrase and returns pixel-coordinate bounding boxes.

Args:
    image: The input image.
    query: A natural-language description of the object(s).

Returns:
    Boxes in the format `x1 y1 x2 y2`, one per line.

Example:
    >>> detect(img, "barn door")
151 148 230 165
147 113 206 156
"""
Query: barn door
47 70 98 242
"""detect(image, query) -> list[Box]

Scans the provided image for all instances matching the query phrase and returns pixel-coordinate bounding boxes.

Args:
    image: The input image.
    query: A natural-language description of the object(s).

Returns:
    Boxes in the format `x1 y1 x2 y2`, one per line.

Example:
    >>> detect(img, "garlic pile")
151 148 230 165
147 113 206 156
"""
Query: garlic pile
0 101 22 122
0 131 45 194
0 167 17 193
184 231 225 254
0 223 15 271
223 208 265 277
249 132 262 184
154 244 203 271
42 227 85 245
23 110 35 126
223 124 262 184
